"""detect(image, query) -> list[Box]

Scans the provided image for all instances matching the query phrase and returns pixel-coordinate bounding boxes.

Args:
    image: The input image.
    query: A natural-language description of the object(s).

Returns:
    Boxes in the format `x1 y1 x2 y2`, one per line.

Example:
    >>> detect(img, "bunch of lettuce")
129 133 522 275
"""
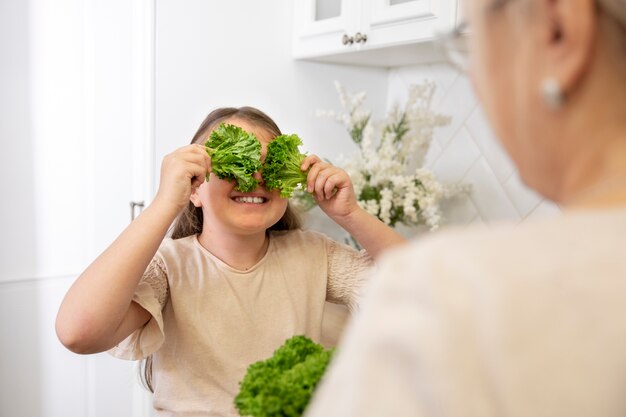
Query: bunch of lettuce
235 335 334 417
205 123 263 193
262 134 308 198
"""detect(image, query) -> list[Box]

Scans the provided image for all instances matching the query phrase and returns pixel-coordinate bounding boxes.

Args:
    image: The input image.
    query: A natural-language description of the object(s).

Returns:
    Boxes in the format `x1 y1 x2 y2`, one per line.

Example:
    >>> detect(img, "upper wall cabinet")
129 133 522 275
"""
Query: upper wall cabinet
293 0 459 67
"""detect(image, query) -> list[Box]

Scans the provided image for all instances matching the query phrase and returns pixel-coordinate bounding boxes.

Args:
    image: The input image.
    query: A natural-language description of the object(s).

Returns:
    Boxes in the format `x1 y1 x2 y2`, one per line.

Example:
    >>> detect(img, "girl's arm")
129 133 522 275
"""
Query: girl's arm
56 144 210 354
301 155 406 260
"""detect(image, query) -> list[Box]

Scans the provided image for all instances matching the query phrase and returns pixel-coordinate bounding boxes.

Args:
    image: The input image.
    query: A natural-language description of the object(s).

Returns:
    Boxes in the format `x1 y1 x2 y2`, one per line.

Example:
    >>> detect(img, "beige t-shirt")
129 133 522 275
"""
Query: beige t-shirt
110 229 372 416
305 208 626 417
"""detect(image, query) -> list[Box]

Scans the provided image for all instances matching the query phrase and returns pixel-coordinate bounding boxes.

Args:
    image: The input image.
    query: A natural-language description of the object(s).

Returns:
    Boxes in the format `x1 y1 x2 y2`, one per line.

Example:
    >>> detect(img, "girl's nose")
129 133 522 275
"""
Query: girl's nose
253 170 264 184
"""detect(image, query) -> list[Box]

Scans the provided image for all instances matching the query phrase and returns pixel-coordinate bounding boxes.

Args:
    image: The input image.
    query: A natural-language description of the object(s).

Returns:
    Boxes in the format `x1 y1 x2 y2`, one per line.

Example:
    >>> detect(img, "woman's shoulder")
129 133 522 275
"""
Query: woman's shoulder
382 215 548 268
367 210 626 346
378 208 626 286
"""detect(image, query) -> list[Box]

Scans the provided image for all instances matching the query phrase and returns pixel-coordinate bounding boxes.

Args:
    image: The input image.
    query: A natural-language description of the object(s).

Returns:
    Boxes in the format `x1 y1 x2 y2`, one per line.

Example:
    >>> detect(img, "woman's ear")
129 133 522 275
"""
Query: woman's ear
541 0 596 96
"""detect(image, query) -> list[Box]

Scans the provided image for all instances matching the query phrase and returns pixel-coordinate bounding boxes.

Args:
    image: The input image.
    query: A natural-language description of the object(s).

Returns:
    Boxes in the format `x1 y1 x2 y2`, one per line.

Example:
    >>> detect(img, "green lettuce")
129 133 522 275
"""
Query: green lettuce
205 123 263 193
262 134 308 198
235 335 334 417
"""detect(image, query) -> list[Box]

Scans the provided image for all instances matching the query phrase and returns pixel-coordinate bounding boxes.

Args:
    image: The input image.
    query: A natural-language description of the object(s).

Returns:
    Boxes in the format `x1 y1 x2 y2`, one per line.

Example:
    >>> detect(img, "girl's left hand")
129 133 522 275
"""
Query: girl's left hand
301 155 359 220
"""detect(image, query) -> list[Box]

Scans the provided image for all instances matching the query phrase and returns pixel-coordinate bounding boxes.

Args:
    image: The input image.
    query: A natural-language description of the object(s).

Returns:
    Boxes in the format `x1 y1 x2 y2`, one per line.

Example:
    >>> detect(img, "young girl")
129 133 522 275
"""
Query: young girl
56 106 405 416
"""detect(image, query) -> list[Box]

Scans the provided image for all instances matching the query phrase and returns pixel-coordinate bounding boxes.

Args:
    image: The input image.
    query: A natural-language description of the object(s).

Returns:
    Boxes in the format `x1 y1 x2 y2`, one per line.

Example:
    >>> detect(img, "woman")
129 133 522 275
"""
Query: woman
305 0 626 416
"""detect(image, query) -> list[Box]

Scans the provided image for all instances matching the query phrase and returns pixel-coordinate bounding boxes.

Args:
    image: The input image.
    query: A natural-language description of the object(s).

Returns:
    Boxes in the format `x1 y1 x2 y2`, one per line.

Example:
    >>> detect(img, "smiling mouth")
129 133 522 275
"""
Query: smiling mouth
232 196 268 204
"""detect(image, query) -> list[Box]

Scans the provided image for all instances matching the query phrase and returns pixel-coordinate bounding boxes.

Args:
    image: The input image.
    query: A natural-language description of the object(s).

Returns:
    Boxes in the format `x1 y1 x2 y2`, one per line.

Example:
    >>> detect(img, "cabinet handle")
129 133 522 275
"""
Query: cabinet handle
130 201 145 221
354 32 368 44
342 34 354 45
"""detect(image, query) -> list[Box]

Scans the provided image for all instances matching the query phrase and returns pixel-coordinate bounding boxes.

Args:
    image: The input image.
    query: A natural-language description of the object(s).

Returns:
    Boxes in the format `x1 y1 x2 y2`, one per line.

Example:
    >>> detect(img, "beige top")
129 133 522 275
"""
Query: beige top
110 229 372 416
306 208 626 417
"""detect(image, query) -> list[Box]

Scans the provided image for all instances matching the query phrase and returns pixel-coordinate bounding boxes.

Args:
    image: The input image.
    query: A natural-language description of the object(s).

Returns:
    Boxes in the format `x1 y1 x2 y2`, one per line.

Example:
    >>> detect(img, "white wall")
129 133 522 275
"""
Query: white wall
154 0 389 190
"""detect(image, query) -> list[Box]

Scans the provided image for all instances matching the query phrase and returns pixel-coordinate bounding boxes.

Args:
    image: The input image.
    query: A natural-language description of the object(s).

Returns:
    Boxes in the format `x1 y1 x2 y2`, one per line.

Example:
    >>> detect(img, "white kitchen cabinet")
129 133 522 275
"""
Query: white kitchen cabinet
293 0 459 67
293 0 361 58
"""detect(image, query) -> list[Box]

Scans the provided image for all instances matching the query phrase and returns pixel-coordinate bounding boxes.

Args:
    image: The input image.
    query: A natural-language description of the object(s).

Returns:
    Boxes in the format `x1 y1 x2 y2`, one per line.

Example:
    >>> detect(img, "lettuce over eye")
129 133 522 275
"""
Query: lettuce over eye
234 335 334 417
205 123 263 193
262 134 308 198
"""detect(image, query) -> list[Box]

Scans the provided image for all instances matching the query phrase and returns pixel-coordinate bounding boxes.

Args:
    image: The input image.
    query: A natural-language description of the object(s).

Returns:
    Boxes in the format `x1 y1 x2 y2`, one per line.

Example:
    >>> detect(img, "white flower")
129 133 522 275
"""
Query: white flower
313 81 468 231
334 80 350 110
379 188 393 225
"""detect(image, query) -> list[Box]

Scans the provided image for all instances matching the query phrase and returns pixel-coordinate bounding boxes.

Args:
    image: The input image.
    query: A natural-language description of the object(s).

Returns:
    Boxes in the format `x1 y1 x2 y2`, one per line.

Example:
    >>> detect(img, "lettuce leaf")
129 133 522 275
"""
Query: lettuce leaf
262 134 308 198
235 335 334 417
205 123 263 193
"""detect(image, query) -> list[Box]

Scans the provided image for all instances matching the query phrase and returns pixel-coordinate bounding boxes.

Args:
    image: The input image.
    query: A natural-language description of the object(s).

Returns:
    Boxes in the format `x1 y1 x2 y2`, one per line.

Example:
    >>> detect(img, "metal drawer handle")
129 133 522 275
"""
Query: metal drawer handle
355 32 368 44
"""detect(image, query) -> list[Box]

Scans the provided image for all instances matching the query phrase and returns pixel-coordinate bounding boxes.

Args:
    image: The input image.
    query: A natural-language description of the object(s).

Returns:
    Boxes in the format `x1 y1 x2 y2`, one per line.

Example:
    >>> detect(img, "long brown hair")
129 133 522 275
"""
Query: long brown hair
141 107 301 392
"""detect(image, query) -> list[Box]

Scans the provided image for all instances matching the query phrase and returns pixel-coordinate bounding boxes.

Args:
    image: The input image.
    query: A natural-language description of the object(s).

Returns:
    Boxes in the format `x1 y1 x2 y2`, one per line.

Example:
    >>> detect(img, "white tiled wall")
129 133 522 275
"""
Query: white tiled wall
387 64 561 228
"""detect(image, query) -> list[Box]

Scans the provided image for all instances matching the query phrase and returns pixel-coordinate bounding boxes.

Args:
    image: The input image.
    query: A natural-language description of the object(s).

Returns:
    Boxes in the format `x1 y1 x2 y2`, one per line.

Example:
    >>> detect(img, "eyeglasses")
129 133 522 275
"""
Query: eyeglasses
435 21 470 72
435 0 513 73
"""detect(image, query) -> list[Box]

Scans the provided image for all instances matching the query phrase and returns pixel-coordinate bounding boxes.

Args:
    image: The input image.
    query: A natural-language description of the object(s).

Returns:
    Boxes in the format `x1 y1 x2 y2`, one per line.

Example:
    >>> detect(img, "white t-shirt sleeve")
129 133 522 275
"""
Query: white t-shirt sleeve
108 255 169 360
325 239 374 312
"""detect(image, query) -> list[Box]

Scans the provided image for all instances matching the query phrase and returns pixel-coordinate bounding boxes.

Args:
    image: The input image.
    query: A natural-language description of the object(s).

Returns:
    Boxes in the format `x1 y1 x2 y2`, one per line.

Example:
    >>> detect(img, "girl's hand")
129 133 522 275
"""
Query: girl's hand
154 144 211 213
301 155 359 221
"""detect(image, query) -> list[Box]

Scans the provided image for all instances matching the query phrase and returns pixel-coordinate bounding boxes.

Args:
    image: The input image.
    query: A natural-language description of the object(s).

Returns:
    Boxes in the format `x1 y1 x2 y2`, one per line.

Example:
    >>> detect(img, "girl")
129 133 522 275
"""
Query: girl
56 106 405 416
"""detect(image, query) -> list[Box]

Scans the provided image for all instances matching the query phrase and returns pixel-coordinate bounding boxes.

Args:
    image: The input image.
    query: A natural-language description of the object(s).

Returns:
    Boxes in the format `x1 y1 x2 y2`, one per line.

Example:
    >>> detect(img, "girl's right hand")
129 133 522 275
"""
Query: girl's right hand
153 144 211 213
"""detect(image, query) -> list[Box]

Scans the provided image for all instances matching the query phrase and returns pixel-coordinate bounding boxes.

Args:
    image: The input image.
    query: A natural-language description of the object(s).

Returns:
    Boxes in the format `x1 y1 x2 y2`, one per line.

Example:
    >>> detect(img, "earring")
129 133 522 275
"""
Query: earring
541 78 564 110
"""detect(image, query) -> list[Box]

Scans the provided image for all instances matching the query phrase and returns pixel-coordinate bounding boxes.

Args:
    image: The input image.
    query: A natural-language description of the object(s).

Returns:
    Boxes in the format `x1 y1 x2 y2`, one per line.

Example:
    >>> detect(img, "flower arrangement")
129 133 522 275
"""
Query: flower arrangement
293 80 467 232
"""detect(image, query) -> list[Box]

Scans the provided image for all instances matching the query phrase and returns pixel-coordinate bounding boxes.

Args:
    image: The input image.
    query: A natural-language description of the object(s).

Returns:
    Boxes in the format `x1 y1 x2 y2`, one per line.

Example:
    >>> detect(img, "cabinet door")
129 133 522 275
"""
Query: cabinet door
362 0 457 47
292 0 362 58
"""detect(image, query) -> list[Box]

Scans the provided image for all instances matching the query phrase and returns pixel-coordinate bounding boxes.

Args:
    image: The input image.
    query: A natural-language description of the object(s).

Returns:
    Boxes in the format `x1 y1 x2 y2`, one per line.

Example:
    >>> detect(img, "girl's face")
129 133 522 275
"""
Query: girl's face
190 118 289 237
